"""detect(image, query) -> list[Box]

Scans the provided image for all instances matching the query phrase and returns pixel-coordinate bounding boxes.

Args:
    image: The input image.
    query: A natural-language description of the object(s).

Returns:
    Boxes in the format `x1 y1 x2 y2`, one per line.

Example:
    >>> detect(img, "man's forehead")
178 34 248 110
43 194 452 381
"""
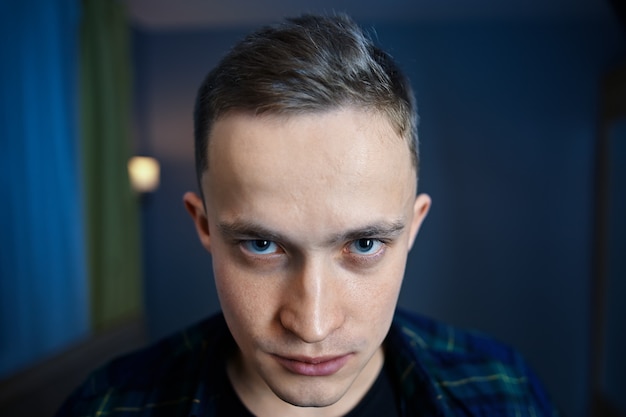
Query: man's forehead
202 109 417 207
206 108 412 171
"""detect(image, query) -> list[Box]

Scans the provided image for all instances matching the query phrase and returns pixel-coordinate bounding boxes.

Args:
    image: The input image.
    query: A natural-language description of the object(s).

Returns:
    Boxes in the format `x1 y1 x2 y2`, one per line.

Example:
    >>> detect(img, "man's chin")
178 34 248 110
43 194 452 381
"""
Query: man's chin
270 382 348 409
279 397 343 410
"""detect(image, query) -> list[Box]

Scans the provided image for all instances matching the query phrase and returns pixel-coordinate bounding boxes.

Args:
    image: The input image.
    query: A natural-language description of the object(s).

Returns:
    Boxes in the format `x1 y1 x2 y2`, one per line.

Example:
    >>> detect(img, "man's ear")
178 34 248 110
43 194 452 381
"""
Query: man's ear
407 193 431 251
183 191 212 253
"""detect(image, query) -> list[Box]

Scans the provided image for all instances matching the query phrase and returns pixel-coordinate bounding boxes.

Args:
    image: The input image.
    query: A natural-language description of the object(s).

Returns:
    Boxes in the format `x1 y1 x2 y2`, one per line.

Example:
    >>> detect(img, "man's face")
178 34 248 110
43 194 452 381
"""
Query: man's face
185 107 430 415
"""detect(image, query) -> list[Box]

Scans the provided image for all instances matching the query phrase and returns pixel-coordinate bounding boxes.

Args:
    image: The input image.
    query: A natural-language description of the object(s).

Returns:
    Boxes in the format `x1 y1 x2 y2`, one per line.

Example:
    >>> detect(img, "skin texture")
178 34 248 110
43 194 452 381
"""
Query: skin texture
184 107 431 416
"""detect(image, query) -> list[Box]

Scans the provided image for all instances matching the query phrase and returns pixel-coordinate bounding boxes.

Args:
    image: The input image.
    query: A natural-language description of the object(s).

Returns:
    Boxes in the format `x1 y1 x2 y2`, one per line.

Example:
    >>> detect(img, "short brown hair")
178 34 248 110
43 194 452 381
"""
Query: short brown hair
193 14 418 190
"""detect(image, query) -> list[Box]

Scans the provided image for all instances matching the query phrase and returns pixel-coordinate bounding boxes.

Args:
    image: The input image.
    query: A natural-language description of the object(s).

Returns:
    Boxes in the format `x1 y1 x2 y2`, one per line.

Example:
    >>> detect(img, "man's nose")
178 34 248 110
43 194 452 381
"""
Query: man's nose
278 259 345 343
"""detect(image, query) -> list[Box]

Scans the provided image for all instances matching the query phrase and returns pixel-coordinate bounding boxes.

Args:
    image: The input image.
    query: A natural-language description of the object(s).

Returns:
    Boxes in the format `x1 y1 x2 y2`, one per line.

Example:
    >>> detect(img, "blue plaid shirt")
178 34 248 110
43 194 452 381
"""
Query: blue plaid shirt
56 310 559 416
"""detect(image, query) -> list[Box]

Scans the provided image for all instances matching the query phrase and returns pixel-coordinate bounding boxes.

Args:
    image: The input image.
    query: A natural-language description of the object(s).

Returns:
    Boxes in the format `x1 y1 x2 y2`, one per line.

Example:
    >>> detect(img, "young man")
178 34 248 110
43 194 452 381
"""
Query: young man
58 14 558 416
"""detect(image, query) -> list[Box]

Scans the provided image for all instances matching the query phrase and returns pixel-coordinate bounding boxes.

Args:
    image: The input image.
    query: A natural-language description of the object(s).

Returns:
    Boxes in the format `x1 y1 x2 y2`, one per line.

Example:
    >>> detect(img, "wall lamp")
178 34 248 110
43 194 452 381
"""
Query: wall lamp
128 156 160 193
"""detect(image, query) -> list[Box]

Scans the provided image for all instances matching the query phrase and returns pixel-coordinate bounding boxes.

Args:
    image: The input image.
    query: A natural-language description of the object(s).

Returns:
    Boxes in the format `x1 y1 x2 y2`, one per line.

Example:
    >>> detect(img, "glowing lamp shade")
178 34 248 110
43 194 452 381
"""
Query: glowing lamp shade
128 156 160 193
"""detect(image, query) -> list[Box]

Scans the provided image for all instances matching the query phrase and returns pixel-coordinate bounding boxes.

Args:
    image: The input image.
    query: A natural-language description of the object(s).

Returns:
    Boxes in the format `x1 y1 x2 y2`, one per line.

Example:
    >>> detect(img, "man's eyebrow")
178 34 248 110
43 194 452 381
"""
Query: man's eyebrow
217 221 288 242
331 221 406 244
217 219 406 244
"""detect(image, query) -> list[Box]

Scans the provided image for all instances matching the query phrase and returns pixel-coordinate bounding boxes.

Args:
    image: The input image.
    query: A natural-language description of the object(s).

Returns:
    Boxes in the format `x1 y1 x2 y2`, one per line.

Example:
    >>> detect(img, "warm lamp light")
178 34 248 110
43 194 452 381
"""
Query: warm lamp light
128 156 160 193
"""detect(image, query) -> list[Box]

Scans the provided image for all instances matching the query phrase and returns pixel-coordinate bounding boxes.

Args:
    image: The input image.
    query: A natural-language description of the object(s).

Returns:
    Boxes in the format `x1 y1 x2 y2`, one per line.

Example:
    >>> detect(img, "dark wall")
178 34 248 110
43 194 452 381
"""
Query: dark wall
132 28 249 341
605 120 626 411
132 19 625 417
386 21 624 416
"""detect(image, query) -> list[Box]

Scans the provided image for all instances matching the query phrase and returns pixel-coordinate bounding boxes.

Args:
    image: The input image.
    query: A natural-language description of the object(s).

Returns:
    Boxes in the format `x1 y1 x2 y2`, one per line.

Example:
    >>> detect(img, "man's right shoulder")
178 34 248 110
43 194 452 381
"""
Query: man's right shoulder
55 313 230 417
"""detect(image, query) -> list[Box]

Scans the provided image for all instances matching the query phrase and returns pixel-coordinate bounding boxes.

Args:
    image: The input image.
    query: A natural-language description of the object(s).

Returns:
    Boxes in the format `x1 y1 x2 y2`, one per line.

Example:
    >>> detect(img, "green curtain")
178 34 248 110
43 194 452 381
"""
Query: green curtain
81 0 143 329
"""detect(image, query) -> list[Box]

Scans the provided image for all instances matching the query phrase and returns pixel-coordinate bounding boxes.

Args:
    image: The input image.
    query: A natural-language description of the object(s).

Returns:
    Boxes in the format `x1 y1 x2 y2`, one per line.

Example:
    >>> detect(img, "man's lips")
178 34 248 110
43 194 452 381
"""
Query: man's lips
273 354 352 377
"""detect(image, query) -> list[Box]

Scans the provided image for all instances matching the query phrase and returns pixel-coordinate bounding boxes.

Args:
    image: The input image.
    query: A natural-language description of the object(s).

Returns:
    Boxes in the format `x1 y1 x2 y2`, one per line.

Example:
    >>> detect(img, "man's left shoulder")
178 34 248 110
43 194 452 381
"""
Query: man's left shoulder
392 309 520 362
388 309 559 416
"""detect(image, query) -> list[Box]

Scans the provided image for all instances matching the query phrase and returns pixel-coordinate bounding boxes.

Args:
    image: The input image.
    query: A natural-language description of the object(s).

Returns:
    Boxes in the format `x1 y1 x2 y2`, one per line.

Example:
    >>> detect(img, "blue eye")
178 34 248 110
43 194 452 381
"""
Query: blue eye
348 238 383 255
241 240 280 255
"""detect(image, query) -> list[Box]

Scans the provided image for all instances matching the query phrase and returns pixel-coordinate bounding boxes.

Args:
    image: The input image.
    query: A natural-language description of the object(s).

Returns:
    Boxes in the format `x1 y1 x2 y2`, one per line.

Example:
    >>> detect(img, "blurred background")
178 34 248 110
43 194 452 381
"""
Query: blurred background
1 0 625 416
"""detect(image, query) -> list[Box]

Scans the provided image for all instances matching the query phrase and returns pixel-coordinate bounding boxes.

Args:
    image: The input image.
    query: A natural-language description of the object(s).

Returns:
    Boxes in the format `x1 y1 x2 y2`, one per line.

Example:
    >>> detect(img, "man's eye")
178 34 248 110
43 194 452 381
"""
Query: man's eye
347 238 383 255
241 240 280 255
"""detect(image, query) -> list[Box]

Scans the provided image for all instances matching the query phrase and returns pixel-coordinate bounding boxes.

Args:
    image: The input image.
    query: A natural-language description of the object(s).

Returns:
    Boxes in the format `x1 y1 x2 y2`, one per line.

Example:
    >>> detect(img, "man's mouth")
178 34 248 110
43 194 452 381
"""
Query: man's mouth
273 354 352 377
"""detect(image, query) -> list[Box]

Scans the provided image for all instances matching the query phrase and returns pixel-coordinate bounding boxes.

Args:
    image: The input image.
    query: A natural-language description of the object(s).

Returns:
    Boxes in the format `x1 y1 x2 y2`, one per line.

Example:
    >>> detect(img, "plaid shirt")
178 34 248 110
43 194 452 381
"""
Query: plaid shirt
56 310 559 416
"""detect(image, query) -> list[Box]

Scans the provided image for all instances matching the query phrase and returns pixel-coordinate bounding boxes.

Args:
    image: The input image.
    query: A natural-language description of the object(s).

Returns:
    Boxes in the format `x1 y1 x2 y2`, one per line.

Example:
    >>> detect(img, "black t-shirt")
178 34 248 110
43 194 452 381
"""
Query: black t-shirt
216 362 400 417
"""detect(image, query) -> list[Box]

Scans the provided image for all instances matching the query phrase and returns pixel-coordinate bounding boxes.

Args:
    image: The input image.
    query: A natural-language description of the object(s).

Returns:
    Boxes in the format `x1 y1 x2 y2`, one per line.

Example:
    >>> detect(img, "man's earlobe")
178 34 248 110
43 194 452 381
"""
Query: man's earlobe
407 193 431 251
183 191 212 253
